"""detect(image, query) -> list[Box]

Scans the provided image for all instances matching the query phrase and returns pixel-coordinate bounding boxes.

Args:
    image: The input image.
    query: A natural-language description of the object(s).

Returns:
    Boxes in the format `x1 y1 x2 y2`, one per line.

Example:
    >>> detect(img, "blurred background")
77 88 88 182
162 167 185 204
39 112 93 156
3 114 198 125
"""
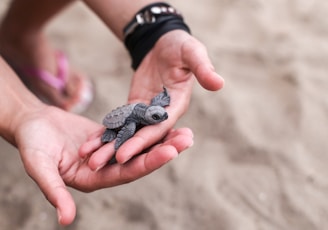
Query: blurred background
1 0 328 229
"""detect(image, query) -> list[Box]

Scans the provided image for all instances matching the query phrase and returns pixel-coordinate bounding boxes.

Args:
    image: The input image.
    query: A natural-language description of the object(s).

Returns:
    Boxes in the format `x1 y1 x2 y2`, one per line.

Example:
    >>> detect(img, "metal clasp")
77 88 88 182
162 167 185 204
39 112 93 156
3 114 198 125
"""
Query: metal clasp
136 10 156 25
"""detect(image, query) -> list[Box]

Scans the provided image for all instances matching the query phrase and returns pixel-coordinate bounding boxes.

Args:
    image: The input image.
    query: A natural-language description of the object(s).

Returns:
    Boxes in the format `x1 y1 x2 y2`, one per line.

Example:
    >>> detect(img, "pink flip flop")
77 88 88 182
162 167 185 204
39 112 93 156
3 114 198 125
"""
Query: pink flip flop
21 51 94 113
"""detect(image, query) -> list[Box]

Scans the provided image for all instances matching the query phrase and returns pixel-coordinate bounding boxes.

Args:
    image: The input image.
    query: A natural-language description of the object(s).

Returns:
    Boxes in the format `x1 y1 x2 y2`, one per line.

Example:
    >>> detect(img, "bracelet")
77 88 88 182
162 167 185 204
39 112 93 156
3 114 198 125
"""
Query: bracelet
123 2 191 70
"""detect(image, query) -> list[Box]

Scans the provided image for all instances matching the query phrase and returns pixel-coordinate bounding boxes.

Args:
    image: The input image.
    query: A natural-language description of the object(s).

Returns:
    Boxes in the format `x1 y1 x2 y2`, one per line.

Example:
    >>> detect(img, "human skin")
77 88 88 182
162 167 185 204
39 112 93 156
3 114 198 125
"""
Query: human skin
0 0 223 225
80 0 224 166
0 56 194 225
1 0 223 169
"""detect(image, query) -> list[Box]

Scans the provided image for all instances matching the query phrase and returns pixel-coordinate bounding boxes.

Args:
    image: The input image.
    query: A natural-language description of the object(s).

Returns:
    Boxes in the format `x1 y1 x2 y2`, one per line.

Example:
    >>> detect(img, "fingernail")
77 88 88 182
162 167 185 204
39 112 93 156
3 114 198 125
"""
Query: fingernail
121 158 129 164
120 154 132 164
95 163 106 172
57 209 62 224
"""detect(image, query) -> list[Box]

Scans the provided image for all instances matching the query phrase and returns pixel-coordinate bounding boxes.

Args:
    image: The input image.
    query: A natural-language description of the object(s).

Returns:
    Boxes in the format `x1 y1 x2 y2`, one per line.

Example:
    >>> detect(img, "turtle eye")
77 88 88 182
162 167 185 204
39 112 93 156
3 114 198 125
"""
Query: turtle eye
152 114 161 120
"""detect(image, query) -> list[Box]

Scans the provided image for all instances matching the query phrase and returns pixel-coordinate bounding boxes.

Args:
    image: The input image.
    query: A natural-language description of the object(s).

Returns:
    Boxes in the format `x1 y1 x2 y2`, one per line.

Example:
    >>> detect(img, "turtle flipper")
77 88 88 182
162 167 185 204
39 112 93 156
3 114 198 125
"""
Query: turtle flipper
114 122 137 150
101 129 117 143
150 87 170 107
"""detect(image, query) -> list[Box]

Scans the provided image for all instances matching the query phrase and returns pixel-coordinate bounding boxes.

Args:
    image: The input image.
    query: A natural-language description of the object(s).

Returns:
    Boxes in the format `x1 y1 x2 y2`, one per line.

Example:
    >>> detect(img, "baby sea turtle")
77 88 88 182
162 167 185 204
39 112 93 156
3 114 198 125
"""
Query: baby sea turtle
101 87 170 151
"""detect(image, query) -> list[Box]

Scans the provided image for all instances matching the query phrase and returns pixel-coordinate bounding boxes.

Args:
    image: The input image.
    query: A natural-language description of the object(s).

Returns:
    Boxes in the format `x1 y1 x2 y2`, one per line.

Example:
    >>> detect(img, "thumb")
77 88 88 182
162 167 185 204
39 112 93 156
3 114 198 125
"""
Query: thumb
182 38 224 91
24 155 76 225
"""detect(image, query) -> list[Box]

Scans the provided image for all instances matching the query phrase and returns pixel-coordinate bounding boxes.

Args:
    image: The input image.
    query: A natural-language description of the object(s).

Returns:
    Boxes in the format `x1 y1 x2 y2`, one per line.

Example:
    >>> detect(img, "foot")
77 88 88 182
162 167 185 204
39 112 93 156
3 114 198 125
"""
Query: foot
0 29 93 113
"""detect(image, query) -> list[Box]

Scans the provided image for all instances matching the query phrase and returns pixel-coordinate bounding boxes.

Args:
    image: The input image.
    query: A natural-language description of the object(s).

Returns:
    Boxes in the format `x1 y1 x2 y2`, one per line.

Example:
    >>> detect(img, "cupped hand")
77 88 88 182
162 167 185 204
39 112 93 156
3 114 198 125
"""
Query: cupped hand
14 106 193 226
89 30 224 165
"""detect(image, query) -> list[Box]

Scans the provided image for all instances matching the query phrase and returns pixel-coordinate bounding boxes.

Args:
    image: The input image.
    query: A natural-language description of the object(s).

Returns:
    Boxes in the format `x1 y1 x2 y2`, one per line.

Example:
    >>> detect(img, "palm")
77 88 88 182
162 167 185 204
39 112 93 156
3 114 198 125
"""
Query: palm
16 106 100 187
15 31 223 225
15 106 193 225
119 31 223 161
85 31 223 167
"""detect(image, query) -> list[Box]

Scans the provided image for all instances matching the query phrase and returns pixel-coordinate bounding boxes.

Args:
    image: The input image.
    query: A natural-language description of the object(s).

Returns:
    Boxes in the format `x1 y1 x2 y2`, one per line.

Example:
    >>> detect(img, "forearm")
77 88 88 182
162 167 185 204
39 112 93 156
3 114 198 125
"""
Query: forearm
83 0 160 40
0 57 44 144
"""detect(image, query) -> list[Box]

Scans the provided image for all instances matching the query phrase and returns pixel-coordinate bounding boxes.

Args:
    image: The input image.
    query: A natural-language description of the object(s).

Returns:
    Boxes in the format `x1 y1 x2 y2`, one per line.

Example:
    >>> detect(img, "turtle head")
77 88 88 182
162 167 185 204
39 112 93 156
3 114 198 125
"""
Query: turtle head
142 106 168 125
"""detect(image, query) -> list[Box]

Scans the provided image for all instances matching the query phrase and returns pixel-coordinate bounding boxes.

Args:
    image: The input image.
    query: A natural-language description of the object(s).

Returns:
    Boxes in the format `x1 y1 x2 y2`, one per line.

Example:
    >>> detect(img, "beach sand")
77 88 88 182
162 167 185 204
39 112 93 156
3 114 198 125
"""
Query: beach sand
1 0 328 229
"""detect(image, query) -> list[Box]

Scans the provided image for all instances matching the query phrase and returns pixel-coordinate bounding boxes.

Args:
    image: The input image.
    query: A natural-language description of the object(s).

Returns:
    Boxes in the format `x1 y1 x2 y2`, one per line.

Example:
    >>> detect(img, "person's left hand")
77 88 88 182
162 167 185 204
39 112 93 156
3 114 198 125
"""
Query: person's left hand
14 105 193 226
85 30 224 167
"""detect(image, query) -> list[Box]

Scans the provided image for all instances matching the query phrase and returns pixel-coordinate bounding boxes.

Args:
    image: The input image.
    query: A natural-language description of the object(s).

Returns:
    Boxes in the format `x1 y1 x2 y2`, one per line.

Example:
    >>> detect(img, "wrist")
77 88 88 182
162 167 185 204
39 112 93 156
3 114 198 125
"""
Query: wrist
0 57 48 145
123 2 191 70
1 98 46 146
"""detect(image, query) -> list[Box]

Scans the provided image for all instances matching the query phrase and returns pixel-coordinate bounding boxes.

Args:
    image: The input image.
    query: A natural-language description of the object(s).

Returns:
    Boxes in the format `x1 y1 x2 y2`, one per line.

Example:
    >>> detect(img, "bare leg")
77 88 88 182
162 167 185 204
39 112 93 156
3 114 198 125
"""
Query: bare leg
0 0 74 72
0 0 92 112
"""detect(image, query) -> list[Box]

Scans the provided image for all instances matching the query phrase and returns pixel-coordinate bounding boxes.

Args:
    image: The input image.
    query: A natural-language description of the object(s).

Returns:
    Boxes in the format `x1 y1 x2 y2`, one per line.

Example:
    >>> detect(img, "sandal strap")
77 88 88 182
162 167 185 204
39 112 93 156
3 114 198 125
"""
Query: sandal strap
22 51 69 91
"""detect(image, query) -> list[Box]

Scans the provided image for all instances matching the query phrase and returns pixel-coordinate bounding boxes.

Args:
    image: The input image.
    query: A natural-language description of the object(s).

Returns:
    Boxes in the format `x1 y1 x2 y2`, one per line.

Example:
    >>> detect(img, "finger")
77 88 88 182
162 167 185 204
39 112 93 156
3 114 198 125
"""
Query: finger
87 142 116 171
102 130 192 183
78 127 105 158
24 154 76 225
134 145 178 171
131 128 193 171
87 128 105 141
182 38 224 91
164 127 194 142
88 128 193 188
116 128 193 164
79 137 103 158
162 128 194 152
98 145 178 187
115 120 173 164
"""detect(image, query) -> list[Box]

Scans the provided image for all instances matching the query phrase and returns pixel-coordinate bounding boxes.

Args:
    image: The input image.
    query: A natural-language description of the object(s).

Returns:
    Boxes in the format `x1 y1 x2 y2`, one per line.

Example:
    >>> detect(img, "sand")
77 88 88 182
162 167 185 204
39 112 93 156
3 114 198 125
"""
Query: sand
1 0 328 229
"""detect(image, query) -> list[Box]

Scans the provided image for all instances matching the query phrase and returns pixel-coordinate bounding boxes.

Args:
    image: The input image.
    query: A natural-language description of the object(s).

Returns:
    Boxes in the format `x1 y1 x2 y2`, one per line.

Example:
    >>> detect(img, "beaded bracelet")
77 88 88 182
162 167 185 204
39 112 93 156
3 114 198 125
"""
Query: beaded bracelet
123 2 191 70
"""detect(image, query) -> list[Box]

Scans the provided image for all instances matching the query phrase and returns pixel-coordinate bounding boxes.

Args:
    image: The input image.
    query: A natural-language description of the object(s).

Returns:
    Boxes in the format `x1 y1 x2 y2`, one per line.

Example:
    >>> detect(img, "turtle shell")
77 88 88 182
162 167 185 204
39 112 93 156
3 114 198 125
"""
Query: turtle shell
102 104 137 129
